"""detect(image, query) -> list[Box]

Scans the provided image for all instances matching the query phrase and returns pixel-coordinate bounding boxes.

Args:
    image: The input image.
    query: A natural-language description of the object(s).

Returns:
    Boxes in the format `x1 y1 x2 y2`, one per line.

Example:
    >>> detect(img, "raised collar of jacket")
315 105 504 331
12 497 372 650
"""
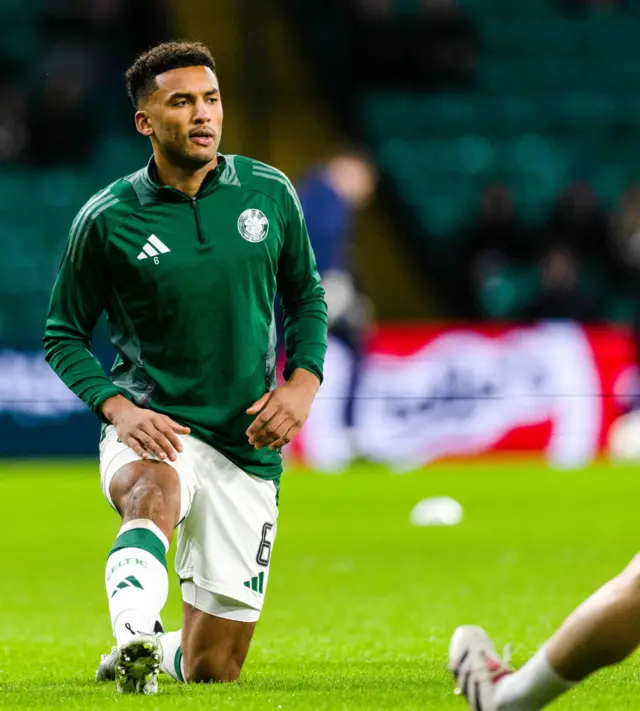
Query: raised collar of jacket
139 153 229 202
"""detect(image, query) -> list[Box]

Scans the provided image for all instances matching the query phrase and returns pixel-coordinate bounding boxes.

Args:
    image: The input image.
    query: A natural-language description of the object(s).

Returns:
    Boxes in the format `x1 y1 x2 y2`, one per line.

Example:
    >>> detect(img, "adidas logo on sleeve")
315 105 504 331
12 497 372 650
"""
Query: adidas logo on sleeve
137 235 171 261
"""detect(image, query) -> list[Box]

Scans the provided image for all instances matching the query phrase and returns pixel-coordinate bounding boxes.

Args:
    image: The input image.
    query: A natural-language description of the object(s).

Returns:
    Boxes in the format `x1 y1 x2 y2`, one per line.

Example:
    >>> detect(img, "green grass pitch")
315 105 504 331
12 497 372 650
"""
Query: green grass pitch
0 459 638 709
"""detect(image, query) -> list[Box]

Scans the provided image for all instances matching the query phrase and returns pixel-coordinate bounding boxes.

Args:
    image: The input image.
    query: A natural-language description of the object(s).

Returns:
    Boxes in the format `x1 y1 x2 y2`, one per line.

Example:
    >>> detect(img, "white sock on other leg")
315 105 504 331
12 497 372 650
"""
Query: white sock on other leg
495 646 575 711
159 630 185 682
105 519 169 648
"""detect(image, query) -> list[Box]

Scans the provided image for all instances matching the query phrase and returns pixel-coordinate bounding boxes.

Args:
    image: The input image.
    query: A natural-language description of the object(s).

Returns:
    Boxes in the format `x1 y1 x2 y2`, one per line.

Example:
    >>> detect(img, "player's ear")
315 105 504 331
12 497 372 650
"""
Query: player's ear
135 110 154 137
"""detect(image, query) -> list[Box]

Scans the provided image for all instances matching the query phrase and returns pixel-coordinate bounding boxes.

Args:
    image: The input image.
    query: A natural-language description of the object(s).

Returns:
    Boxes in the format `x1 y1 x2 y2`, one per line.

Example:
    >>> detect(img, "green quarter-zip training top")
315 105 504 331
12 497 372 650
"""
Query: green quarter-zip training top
44 154 328 480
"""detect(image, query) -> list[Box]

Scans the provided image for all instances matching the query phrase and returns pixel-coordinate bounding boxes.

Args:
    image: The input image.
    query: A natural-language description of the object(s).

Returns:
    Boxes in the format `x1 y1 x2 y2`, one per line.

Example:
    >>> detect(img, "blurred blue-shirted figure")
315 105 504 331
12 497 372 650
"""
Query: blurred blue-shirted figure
278 152 378 470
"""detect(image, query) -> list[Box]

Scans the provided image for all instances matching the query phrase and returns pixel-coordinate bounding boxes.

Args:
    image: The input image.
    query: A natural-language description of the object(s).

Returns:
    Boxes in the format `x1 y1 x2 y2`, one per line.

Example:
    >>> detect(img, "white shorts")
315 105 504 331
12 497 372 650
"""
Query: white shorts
99 425 278 617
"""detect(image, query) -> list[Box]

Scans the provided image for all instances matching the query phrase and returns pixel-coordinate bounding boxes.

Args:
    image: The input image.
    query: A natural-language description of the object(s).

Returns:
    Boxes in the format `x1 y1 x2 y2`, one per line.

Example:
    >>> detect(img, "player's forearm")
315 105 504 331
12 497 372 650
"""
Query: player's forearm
43 329 122 418
282 296 328 383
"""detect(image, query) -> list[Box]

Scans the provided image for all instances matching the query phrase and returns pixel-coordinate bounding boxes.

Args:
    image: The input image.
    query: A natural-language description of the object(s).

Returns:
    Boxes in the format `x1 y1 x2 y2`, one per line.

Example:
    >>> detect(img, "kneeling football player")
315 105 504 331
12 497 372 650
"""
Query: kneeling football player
44 41 327 693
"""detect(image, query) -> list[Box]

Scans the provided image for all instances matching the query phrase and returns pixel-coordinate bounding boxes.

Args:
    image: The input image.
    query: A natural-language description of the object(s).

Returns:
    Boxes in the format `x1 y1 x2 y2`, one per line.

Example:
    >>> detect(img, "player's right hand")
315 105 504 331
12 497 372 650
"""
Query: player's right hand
101 395 190 462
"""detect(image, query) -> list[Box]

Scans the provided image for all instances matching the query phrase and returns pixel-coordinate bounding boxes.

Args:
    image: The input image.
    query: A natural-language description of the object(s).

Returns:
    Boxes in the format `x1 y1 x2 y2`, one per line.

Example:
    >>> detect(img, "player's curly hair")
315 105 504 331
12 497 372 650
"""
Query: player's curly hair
125 40 216 108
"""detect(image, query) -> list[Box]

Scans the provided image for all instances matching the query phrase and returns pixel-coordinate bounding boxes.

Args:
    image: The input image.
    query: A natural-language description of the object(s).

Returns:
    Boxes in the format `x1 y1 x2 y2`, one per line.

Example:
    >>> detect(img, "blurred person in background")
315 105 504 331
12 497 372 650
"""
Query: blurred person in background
459 184 529 319
0 66 29 162
461 183 603 322
610 185 640 280
294 151 377 471
298 151 377 280
610 185 640 337
606 186 640 457
28 44 95 165
542 182 613 275
522 245 598 322
519 183 609 323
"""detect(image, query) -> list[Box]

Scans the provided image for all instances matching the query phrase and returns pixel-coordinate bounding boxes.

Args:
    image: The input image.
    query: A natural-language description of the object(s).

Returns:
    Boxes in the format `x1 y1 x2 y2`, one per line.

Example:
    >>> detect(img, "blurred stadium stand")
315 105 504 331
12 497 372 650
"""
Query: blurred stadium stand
0 0 169 346
287 0 640 322
0 0 430 351
4 0 640 460
6 0 640 344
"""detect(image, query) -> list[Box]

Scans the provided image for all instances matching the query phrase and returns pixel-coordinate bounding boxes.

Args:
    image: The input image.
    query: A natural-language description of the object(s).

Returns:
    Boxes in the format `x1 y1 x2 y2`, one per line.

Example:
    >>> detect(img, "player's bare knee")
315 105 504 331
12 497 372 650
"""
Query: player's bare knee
128 476 164 514
110 461 180 531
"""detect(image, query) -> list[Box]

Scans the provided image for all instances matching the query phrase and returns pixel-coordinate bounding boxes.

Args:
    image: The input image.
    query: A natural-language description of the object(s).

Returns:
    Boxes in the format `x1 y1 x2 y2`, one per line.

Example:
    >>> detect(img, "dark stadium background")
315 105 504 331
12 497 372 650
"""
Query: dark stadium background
4 0 640 463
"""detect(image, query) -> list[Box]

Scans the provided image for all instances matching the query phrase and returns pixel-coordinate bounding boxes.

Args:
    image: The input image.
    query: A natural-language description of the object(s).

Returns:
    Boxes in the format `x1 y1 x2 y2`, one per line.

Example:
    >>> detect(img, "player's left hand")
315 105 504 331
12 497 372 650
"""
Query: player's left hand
246 369 320 450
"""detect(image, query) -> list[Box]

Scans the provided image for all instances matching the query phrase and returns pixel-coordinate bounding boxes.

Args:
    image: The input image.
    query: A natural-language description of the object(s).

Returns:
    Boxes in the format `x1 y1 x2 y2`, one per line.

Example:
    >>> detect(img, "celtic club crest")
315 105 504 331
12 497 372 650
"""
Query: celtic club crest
238 209 269 243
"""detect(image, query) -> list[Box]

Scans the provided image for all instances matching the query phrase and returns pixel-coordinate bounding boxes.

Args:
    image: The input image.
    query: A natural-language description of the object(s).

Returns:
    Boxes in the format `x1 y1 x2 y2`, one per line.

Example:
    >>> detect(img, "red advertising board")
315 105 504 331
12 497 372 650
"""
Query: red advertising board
289 323 636 470
1 325 634 461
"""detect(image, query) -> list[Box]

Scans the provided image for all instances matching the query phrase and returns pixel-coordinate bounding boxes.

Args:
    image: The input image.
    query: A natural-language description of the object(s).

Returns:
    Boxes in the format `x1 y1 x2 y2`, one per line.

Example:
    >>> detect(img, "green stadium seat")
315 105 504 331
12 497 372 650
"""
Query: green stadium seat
0 170 32 209
391 0 424 15
475 262 540 319
33 170 84 209
91 134 150 180
453 135 495 175
0 0 38 20
0 25 41 63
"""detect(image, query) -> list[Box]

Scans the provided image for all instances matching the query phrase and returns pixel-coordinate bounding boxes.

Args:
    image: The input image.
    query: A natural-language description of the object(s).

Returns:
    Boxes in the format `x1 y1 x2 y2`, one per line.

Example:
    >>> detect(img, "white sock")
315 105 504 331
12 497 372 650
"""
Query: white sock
106 519 169 647
495 646 575 711
159 630 185 682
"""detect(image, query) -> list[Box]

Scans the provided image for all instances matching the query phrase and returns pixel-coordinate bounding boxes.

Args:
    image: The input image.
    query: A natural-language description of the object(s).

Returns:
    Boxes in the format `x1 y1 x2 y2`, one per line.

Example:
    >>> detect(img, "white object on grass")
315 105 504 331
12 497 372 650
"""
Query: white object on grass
410 497 463 527
609 411 640 461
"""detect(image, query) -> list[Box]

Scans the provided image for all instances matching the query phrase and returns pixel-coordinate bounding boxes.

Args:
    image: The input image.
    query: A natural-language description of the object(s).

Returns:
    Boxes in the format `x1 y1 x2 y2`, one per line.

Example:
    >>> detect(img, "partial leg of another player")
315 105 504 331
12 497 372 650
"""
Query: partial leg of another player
449 554 640 710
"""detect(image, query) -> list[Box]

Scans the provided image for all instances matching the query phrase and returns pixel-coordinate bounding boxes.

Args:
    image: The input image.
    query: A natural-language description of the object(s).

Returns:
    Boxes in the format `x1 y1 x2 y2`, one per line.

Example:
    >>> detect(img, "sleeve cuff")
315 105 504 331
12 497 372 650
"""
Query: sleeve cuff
283 360 324 385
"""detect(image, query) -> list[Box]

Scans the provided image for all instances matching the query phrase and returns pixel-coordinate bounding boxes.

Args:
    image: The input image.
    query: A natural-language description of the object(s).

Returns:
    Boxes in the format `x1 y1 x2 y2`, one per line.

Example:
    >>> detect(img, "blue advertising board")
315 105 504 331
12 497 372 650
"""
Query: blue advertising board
0 347 114 457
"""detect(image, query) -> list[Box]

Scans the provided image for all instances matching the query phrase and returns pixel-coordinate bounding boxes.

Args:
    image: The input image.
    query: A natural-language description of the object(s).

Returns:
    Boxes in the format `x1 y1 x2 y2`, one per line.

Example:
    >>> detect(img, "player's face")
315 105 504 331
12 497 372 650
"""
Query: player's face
139 65 223 168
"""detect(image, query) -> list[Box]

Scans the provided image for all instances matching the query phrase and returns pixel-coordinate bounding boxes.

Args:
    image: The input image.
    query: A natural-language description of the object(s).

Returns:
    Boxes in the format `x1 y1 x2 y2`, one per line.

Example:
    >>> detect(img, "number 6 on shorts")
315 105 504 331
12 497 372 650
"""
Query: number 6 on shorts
256 523 274 567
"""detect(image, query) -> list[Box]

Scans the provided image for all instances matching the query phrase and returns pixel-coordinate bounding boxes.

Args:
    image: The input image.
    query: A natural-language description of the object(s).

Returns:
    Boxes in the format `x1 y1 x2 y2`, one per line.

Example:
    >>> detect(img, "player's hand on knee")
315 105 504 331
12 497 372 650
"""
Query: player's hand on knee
245 370 319 451
131 413 190 461
102 395 190 461
127 413 190 461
